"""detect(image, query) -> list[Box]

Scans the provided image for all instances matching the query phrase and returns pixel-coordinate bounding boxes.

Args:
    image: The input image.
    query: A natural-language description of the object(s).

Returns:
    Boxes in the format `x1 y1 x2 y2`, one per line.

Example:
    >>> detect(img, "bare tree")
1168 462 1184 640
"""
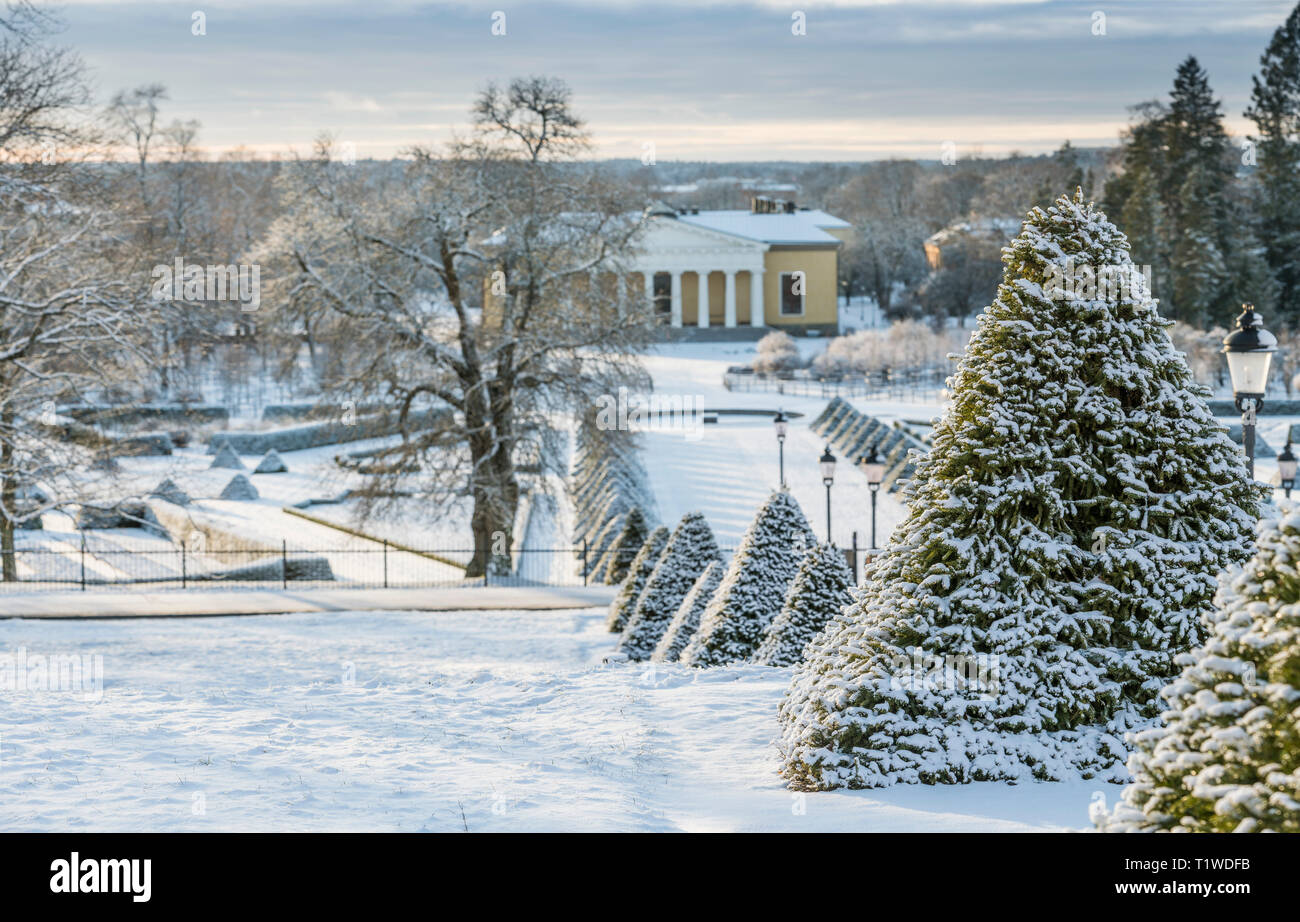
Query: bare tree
258 78 654 576
0 4 136 579
105 82 168 205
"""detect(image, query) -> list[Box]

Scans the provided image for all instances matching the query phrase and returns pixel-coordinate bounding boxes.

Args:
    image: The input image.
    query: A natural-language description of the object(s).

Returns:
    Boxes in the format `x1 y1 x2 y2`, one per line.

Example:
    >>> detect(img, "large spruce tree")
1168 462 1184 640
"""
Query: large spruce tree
1246 2 1300 325
1103 511 1300 832
780 191 1262 790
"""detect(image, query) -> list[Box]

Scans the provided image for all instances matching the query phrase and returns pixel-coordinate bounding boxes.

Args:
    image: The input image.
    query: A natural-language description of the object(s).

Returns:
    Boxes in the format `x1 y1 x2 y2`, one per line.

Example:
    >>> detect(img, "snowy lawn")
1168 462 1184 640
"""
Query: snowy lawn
0 608 1104 832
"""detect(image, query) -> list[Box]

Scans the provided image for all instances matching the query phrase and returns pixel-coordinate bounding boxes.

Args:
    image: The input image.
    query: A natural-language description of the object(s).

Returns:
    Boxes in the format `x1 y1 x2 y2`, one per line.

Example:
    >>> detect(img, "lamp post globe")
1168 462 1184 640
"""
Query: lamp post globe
1223 303 1277 479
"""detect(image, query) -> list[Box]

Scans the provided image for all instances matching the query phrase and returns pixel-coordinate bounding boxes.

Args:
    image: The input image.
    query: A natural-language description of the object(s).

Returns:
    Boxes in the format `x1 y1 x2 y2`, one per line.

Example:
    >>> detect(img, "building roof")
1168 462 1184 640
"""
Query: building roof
676 209 848 245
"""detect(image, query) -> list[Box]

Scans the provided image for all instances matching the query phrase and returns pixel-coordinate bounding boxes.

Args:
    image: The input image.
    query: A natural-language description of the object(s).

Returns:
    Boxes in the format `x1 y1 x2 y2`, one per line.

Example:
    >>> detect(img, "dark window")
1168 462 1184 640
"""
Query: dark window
780 272 804 316
653 272 672 322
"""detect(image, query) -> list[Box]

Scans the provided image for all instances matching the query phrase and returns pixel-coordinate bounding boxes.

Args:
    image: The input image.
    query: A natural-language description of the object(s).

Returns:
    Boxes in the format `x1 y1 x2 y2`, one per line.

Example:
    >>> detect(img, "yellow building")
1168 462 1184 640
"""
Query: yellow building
630 198 849 336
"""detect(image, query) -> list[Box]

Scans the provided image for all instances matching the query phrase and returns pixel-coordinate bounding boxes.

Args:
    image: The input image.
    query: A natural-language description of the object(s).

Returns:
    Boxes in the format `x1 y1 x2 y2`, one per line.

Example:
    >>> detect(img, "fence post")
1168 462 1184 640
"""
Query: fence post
80 535 86 592
181 540 187 590
851 530 859 584
582 538 588 587
282 539 288 590
383 540 389 589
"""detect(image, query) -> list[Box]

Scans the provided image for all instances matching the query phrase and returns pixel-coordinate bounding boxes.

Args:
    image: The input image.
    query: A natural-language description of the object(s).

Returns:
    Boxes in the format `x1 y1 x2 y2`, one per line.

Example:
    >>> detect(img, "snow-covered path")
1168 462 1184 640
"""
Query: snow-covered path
0 608 1100 832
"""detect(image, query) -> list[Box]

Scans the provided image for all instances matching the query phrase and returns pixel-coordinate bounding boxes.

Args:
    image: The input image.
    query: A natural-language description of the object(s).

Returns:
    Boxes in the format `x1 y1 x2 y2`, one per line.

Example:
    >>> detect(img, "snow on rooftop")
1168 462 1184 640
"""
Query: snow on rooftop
676 209 848 245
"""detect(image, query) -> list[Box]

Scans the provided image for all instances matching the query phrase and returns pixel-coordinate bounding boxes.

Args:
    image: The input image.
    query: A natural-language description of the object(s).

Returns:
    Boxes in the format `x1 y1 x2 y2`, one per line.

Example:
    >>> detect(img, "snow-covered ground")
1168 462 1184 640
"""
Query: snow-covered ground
0 607 1101 832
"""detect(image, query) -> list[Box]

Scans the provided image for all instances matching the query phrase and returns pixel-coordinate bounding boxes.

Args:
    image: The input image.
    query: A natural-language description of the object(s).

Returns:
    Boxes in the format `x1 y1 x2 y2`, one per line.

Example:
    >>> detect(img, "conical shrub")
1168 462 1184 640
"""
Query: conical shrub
606 526 668 633
653 560 723 663
618 512 720 661
1101 510 1300 832
683 490 816 666
779 191 1261 790
756 543 854 667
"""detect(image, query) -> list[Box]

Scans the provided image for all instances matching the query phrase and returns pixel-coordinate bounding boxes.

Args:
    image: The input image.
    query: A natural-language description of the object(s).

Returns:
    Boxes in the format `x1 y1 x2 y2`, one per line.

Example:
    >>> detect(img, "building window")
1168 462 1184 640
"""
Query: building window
780 272 805 316
653 272 672 322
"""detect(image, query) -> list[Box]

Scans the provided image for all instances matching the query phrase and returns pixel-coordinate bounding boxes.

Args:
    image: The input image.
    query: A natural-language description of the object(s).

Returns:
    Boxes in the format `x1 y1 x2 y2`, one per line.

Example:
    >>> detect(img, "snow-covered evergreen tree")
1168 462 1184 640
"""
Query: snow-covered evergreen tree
618 512 720 661
653 560 723 663
600 507 649 585
1102 510 1300 832
683 490 816 666
780 190 1262 790
755 543 854 668
606 525 668 633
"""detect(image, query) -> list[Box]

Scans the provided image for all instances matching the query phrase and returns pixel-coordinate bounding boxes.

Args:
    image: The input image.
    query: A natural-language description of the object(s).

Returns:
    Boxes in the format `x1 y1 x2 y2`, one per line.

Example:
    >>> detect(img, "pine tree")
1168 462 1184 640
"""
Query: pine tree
1171 164 1229 329
683 490 816 666
1103 511 1300 832
755 543 854 668
780 191 1262 790
653 560 723 663
601 506 649 585
618 512 720 661
1246 2 1300 325
605 526 668 633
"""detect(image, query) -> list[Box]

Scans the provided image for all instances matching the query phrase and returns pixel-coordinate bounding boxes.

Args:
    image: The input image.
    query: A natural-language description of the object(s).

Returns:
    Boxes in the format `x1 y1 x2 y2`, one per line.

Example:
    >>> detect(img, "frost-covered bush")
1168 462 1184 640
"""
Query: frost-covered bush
618 512 720 661
1101 510 1300 833
653 560 723 663
600 507 649 585
755 543 854 667
606 526 668 632
752 331 803 375
779 191 1262 790
683 490 815 666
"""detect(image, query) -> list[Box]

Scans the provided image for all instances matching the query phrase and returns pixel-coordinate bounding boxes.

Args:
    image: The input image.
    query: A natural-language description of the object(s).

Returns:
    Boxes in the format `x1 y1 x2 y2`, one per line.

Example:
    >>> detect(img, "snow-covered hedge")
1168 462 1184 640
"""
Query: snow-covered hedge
1101 509 1300 832
570 414 658 583
618 512 720 661
683 490 815 666
206 408 447 455
606 526 668 633
755 543 854 667
779 191 1262 791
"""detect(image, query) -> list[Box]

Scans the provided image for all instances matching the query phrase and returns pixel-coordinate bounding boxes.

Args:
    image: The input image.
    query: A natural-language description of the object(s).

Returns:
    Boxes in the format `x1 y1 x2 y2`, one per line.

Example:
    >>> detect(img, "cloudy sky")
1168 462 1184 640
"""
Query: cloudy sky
58 0 1295 161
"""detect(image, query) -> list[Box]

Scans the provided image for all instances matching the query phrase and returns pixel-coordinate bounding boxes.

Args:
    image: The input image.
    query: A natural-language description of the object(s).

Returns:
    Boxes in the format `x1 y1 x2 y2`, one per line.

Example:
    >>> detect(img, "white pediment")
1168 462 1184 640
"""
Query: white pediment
626 215 767 272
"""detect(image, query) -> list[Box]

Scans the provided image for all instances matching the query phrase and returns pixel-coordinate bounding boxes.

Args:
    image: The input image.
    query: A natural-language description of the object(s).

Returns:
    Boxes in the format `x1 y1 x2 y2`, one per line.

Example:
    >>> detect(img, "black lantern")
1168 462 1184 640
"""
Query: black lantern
1281 440 1298 499
1223 304 1276 479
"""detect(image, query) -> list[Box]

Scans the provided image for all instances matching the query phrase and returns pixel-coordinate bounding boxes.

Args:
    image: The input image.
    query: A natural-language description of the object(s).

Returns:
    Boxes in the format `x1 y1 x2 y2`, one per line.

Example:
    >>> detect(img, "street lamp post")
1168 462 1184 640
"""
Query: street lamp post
1223 303 1277 480
860 448 885 548
820 445 837 544
1281 440 1298 499
773 410 789 488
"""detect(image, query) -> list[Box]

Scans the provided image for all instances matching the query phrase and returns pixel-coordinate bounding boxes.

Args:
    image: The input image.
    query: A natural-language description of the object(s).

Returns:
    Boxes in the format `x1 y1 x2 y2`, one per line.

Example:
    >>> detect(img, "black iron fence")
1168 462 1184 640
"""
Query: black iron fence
723 369 947 403
0 543 599 592
1 537 877 594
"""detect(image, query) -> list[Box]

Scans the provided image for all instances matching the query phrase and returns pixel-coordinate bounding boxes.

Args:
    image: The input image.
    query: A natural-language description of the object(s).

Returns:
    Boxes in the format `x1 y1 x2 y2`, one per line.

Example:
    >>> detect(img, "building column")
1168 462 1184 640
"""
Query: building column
670 270 682 328
697 271 709 328
750 269 764 327
643 270 654 309
724 270 737 328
